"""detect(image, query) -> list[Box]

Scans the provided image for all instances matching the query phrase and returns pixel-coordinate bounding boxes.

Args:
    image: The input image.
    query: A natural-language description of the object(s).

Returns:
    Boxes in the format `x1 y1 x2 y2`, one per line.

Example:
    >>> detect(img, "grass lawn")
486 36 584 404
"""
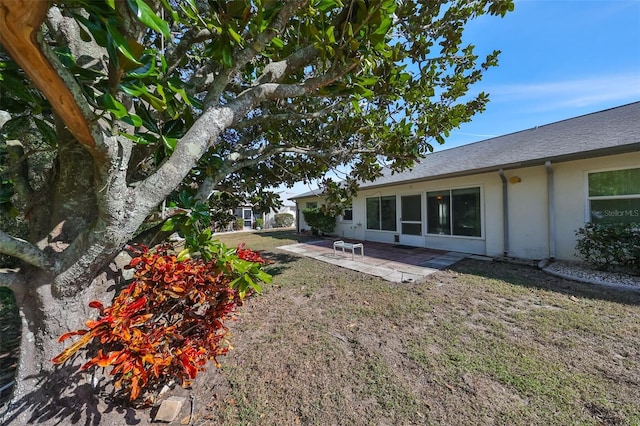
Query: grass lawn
181 229 640 425
1 229 638 425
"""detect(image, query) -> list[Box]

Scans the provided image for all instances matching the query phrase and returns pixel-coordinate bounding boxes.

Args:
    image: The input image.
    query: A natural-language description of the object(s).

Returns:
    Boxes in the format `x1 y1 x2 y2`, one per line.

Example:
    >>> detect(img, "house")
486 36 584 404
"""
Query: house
228 192 297 231
292 102 640 261
263 191 297 228
233 204 255 230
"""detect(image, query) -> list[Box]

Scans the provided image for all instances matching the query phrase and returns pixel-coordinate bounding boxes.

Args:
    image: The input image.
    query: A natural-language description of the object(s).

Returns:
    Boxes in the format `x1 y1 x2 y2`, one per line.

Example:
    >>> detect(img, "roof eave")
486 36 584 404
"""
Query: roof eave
359 142 640 191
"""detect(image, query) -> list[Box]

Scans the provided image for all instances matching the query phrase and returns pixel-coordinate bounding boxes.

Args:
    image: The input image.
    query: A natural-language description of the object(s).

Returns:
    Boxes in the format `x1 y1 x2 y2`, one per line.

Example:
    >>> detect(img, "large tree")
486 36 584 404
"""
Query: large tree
0 0 512 421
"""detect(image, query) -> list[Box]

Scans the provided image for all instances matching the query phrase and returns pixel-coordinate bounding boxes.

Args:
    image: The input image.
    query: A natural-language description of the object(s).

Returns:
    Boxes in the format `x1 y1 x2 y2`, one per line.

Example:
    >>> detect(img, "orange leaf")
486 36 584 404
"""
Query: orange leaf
52 347 74 364
58 330 83 342
52 332 94 364
152 363 162 378
170 284 185 293
121 327 131 341
181 355 198 379
88 300 105 312
128 296 147 312
130 377 140 400
128 257 144 268
141 354 155 365
85 319 102 329
95 350 122 367
131 313 153 326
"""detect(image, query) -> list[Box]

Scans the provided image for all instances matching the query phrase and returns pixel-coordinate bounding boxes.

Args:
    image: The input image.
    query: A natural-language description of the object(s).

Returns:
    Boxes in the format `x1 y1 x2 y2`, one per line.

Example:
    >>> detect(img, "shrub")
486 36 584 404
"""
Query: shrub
52 242 271 401
302 207 336 235
273 213 294 228
254 217 263 229
575 222 639 274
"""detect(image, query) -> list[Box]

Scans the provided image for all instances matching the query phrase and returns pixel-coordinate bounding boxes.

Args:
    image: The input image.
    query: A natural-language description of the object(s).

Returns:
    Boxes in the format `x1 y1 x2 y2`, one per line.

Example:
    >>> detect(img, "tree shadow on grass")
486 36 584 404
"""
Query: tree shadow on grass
262 252 303 277
448 259 640 306
1 363 143 426
255 230 319 243
0 288 21 408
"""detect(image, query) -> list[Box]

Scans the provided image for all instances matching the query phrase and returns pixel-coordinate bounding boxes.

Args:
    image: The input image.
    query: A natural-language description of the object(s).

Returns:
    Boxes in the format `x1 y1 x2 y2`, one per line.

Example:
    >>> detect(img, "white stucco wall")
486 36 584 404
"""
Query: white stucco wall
552 151 640 260
295 198 328 233
503 166 550 259
293 151 640 260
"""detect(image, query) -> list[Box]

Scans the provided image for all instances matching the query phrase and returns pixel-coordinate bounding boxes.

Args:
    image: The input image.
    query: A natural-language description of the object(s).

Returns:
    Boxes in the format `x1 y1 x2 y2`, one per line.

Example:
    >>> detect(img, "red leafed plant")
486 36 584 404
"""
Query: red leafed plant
52 242 270 401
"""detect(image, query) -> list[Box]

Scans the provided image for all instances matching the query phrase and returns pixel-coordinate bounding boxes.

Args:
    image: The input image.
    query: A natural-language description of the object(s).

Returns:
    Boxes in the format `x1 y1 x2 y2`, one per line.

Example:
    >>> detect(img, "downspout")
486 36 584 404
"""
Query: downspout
295 201 300 232
498 169 509 256
545 161 557 260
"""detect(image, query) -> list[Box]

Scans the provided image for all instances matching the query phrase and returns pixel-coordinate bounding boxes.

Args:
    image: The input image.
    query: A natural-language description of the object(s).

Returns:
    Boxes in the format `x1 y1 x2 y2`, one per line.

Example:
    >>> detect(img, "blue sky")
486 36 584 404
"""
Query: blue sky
280 0 640 196
446 0 640 148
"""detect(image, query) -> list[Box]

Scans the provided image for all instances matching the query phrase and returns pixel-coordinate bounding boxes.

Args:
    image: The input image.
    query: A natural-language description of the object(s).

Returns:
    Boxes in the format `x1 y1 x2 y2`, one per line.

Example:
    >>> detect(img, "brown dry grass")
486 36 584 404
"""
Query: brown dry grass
182 230 640 426
2 229 639 425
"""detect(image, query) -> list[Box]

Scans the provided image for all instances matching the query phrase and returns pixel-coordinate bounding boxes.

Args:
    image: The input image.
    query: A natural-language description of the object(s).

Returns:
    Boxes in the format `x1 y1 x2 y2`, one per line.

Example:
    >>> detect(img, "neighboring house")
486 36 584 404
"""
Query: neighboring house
291 102 640 261
263 191 297 228
230 192 297 231
233 204 254 230
293 189 325 232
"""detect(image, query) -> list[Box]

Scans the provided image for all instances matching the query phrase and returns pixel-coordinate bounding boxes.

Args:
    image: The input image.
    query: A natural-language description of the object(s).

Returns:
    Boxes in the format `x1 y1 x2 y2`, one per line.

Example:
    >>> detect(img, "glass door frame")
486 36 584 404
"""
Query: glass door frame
399 194 424 246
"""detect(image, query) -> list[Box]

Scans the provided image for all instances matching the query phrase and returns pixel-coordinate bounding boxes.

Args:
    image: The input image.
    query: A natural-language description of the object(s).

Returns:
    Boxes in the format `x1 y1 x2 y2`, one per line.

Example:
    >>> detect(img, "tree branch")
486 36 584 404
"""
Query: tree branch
193 137 375 202
5 140 34 202
203 0 308 107
235 61 359 104
0 0 99 149
0 268 23 290
165 28 214 76
235 104 339 129
134 105 235 210
257 45 319 85
0 230 53 271
136 3 354 211
194 140 288 201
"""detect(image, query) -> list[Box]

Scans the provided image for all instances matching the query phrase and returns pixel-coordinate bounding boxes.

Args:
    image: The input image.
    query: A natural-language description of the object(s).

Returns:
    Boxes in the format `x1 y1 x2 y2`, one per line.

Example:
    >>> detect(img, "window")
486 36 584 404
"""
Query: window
366 195 396 231
427 187 481 237
342 208 353 221
306 202 318 209
588 168 640 225
427 191 450 234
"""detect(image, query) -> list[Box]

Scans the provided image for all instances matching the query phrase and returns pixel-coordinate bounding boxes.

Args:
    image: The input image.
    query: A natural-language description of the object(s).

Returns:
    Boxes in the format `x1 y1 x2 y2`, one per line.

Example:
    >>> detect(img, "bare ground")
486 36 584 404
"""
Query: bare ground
2 230 640 425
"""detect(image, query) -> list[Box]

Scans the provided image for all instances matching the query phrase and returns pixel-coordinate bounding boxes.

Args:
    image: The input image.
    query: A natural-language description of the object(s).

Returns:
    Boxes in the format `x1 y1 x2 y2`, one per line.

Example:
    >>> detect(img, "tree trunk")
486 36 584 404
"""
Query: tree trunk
0 127 138 423
48 123 97 241
1 255 129 425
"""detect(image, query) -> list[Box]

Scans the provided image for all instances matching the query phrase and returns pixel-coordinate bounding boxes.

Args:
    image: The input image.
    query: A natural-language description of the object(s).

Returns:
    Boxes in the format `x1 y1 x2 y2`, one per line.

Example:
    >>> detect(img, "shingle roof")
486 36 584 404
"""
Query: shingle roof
289 188 324 200
292 102 640 198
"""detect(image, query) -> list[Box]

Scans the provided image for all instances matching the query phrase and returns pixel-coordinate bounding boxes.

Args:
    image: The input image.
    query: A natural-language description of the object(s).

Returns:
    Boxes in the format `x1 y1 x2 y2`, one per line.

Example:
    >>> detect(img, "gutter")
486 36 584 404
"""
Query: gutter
498 169 509 256
545 161 556 260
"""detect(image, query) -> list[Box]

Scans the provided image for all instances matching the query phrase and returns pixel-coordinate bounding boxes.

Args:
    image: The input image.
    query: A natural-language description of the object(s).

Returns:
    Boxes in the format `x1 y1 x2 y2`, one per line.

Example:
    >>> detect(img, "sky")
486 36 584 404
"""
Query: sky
279 0 640 198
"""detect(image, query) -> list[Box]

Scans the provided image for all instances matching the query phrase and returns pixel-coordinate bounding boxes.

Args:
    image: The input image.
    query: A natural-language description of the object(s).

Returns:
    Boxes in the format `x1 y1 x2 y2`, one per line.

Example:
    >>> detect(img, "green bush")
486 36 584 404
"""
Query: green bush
302 207 336 235
575 222 639 274
254 218 264 229
273 213 294 228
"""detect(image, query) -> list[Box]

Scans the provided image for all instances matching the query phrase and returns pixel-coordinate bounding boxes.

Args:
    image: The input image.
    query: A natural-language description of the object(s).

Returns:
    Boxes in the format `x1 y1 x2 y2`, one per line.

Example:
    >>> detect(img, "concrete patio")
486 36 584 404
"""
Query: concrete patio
278 239 469 283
